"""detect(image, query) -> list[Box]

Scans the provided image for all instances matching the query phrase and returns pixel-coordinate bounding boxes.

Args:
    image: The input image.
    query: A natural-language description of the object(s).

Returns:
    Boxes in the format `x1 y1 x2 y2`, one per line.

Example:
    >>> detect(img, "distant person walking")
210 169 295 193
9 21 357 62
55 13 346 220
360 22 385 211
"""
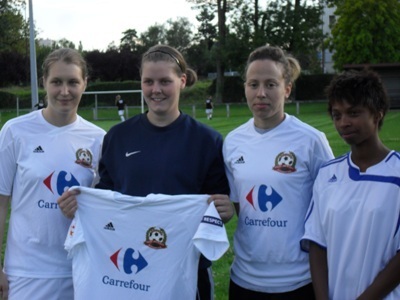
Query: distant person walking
205 96 213 120
34 98 46 110
115 94 126 121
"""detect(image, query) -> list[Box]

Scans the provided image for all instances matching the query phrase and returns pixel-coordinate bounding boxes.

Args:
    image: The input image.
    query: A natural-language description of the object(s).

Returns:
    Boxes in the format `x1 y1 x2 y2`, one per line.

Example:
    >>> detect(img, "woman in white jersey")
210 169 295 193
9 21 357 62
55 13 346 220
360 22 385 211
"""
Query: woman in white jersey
302 69 400 299
0 48 105 300
223 45 334 299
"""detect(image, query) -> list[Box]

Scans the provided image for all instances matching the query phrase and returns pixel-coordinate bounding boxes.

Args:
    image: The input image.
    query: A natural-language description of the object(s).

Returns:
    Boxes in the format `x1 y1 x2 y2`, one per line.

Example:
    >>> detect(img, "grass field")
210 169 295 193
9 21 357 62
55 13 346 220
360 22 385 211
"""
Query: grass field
1 102 400 299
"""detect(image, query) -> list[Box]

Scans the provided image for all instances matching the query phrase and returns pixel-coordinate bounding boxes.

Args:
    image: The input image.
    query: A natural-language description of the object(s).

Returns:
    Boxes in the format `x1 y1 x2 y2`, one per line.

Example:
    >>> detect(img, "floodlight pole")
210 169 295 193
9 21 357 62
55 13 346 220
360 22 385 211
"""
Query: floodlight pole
28 0 39 109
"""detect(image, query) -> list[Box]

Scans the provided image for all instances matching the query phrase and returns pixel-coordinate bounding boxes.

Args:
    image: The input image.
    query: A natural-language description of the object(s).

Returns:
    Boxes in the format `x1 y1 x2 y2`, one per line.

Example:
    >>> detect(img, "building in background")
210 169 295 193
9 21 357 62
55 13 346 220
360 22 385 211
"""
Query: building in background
321 3 336 74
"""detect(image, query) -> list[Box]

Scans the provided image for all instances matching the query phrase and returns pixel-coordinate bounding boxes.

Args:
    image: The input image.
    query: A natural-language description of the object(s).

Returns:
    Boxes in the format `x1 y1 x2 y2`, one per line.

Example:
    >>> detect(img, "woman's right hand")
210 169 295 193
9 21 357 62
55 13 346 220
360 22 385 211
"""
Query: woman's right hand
57 189 80 219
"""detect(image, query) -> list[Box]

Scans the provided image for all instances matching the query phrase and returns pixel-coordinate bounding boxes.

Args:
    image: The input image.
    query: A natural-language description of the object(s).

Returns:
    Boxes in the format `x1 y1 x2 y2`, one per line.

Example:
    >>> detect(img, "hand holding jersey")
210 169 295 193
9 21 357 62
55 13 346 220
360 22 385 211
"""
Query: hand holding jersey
64 186 229 299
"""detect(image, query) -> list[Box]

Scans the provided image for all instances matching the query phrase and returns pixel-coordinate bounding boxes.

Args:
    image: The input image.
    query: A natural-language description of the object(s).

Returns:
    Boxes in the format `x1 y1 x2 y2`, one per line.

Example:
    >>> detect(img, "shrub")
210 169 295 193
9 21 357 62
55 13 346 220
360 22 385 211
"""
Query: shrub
295 74 335 101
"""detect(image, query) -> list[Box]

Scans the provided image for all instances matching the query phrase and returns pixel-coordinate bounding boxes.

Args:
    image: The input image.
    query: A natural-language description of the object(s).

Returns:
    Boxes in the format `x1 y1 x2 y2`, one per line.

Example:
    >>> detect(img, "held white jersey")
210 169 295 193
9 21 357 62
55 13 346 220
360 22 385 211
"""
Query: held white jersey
64 186 229 300
302 151 400 300
223 114 334 293
0 110 105 278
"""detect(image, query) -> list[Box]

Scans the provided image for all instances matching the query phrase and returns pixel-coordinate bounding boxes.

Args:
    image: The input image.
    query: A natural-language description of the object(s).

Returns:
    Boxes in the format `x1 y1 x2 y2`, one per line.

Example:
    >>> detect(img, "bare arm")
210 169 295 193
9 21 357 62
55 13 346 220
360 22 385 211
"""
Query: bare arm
357 252 400 300
309 241 329 300
0 194 10 300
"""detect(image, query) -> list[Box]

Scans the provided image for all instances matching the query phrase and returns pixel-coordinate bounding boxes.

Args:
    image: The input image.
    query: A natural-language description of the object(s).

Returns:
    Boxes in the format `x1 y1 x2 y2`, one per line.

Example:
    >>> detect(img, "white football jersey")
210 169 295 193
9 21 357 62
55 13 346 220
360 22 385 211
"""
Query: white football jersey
302 151 400 299
0 110 105 278
223 114 334 292
65 186 229 299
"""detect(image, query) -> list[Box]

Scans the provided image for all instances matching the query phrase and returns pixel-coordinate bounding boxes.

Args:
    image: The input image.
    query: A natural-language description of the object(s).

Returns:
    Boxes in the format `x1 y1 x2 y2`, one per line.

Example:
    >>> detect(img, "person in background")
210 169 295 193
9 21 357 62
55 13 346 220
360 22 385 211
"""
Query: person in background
223 45 334 299
34 97 46 110
58 44 234 300
205 95 213 120
115 94 126 122
302 68 400 300
0 48 105 300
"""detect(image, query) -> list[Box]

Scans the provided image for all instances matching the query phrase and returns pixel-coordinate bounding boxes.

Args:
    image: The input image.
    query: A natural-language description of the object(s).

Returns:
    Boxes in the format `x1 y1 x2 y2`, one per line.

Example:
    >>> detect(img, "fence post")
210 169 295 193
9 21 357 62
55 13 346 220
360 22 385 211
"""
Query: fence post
226 103 230 118
296 101 300 115
94 94 98 120
192 105 196 118
16 97 20 116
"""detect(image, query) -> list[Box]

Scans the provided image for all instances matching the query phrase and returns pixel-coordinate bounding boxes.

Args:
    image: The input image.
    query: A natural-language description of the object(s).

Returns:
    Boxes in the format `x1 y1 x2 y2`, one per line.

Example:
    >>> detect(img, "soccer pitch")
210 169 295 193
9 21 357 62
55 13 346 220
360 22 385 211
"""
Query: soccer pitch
91 101 400 157
88 102 400 300
0 102 399 299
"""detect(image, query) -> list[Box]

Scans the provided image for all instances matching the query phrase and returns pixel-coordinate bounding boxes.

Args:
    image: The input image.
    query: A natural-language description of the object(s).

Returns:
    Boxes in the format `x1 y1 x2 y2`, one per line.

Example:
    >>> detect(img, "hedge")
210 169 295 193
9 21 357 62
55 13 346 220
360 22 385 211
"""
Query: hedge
0 74 336 109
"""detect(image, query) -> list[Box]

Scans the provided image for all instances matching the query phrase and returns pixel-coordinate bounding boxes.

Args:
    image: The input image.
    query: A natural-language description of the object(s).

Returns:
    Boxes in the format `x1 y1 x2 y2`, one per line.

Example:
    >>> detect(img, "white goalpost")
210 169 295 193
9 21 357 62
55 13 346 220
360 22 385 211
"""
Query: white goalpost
83 90 144 120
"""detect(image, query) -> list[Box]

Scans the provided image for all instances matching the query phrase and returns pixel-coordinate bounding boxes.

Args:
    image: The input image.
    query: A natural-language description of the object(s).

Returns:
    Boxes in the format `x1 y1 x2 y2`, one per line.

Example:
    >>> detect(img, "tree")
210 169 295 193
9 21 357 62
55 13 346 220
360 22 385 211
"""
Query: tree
139 24 166 50
56 38 76 49
120 28 139 51
184 5 217 78
194 4 217 50
188 0 231 103
263 0 323 72
165 17 193 51
0 0 28 53
327 0 400 69
227 0 324 73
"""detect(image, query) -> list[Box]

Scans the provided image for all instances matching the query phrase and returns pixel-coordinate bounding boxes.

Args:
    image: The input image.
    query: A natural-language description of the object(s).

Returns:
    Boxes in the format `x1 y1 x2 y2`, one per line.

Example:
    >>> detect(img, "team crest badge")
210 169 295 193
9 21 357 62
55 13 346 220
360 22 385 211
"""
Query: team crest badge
144 227 167 249
75 148 93 168
273 151 297 173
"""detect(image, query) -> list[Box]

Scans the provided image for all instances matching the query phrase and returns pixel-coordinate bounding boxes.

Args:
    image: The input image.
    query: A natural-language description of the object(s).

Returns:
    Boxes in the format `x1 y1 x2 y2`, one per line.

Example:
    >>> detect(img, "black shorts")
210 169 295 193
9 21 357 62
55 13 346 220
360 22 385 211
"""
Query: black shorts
197 256 214 300
229 279 315 300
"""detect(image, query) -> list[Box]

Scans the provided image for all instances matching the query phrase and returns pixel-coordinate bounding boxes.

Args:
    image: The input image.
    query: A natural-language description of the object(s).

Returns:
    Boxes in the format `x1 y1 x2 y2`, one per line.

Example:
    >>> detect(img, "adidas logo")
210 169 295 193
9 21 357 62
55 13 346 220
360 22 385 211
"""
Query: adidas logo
33 146 44 153
234 156 245 164
104 222 115 231
328 174 337 182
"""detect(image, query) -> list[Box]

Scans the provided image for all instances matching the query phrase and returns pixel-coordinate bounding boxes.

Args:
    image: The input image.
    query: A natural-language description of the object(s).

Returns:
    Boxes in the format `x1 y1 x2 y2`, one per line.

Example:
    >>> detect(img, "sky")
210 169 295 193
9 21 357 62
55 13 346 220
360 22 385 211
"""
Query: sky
28 0 200 51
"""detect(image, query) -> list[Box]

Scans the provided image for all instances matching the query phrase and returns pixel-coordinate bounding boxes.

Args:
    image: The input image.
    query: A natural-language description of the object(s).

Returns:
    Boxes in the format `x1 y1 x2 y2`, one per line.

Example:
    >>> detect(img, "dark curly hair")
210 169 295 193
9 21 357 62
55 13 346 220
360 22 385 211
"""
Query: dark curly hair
326 68 389 129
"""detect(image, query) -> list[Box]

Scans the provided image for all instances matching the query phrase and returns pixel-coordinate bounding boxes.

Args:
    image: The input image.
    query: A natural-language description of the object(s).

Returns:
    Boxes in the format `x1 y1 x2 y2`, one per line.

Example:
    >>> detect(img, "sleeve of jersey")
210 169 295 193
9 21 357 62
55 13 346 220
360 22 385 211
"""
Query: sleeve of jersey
301 180 327 252
193 202 229 261
64 213 86 259
223 141 239 203
310 133 334 180
0 123 17 195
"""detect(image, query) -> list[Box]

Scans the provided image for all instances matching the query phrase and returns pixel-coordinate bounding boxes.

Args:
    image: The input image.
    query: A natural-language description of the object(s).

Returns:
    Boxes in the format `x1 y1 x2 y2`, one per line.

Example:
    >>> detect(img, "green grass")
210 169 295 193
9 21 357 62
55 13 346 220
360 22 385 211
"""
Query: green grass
1 102 400 299
86 103 400 300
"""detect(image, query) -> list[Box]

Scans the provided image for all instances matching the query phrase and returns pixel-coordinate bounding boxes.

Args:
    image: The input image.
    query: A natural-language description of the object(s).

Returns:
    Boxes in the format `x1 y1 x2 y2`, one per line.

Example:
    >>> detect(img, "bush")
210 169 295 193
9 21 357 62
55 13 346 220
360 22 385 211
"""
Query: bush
295 74 335 101
0 90 46 109
208 77 245 103
180 80 213 105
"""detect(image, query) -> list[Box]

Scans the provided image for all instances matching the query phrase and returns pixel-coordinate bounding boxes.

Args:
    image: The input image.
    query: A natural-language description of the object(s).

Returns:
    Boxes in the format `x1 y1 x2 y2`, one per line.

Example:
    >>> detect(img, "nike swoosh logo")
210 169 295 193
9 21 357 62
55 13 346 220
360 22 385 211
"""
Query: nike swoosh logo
125 151 141 157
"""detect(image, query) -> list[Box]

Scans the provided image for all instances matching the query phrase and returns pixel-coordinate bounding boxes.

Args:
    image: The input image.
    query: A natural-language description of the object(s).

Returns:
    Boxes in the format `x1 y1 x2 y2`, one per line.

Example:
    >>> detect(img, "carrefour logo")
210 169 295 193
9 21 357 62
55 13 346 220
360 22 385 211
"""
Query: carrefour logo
246 184 283 212
101 248 151 293
244 185 287 228
43 171 80 195
110 248 148 274
39 171 80 209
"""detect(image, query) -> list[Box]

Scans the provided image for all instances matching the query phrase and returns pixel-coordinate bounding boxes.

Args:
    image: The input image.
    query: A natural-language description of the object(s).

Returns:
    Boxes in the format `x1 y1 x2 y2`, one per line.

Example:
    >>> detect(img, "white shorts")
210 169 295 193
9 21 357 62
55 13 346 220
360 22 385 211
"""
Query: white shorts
8 276 73 300
118 110 125 116
205 109 213 114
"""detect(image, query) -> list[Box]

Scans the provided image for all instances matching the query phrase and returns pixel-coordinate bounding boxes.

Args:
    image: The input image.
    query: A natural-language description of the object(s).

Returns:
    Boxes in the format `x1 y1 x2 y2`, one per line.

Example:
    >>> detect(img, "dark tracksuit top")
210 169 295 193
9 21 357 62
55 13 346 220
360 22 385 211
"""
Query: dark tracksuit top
96 112 229 197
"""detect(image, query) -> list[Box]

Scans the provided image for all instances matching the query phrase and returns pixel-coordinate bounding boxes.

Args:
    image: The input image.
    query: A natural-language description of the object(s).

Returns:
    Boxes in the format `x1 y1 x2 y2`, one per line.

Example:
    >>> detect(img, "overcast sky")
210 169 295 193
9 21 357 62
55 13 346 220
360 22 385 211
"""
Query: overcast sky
28 0 199 51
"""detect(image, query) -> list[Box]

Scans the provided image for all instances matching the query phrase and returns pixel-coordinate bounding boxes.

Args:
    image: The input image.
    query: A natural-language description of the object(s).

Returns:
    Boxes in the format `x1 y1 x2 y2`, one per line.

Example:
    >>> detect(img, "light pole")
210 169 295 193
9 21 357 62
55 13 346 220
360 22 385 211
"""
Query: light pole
28 0 39 109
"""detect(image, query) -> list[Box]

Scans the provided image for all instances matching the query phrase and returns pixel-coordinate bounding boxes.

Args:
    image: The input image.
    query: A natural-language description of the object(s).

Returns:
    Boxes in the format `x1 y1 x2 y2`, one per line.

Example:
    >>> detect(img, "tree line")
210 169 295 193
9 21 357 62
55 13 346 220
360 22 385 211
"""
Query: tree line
1 0 400 102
